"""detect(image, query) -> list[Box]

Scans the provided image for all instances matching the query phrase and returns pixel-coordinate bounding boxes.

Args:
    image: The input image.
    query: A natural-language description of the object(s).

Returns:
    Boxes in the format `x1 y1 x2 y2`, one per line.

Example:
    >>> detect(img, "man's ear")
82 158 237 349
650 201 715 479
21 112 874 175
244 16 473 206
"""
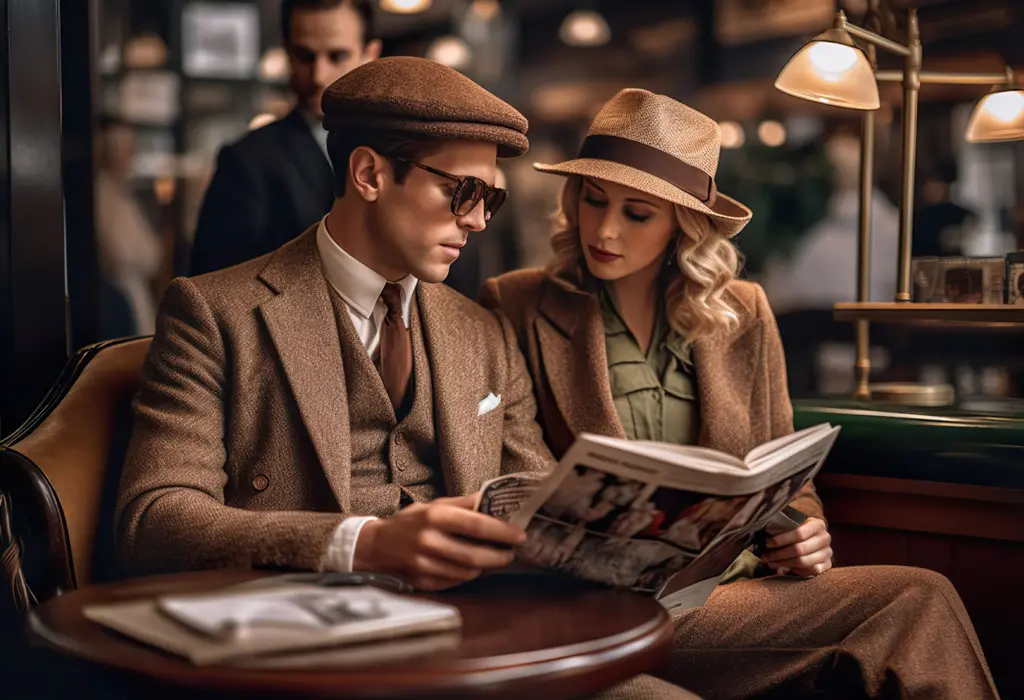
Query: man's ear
348 146 386 203
362 39 382 64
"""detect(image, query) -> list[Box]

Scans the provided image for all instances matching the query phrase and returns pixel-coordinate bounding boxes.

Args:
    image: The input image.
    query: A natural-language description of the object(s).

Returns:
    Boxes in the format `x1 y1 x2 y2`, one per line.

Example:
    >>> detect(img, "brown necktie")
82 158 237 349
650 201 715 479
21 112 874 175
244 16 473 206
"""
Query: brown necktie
378 283 412 411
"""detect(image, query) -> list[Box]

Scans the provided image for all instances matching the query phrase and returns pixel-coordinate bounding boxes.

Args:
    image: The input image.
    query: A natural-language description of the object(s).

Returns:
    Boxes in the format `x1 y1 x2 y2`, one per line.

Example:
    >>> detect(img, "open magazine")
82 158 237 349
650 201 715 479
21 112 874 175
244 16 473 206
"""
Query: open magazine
477 423 841 611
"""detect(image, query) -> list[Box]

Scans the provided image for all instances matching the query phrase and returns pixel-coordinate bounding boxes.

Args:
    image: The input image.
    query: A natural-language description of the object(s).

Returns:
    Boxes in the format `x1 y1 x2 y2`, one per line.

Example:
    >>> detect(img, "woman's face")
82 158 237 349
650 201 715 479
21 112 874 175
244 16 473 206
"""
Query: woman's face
577 177 678 282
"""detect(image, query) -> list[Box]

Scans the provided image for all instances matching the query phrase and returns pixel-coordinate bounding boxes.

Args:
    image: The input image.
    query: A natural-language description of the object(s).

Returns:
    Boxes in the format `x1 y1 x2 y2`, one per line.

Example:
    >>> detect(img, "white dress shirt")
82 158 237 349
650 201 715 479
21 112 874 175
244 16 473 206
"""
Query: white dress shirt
316 218 419 573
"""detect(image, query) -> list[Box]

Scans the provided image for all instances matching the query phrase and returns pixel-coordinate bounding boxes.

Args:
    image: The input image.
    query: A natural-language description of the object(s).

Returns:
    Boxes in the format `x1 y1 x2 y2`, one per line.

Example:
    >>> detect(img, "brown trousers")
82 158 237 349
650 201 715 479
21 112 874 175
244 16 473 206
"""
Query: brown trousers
594 566 997 700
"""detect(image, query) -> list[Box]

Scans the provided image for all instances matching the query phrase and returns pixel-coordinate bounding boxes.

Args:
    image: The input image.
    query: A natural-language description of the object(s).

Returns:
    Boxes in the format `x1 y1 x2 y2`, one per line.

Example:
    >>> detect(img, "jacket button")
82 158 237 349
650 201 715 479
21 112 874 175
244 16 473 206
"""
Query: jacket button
252 474 270 491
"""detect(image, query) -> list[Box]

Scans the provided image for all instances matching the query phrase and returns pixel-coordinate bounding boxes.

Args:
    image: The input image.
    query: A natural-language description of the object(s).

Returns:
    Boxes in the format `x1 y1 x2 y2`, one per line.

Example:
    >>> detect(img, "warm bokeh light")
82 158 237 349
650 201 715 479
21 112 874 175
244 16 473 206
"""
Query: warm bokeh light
258 47 289 83
468 0 501 21
559 11 611 47
380 0 432 14
758 120 787 147
719 121 745 149
426 36 471 70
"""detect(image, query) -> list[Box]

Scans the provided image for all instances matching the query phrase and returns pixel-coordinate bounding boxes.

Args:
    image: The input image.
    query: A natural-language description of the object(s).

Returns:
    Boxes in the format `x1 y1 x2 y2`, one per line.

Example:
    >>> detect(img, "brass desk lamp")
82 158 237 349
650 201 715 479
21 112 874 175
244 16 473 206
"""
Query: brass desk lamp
774 4 1024 402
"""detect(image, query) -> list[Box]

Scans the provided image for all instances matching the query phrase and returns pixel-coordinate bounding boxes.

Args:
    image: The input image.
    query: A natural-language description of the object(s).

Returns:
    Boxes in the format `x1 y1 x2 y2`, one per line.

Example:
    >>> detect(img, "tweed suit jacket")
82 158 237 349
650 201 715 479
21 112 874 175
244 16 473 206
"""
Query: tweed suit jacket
480 269 823 520
116 228 555 575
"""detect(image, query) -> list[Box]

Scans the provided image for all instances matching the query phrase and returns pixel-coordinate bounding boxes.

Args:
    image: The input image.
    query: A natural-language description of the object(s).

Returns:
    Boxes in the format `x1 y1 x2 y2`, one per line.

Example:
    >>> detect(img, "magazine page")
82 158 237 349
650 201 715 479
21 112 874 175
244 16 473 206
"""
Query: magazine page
654 459 824 604
743 423 834 466
488 425 838 595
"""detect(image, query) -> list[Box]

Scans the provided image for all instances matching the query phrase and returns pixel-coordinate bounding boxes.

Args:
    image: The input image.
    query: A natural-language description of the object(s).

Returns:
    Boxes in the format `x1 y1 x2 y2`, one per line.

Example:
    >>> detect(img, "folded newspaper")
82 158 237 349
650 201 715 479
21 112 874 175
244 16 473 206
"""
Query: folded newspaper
477 423 841 611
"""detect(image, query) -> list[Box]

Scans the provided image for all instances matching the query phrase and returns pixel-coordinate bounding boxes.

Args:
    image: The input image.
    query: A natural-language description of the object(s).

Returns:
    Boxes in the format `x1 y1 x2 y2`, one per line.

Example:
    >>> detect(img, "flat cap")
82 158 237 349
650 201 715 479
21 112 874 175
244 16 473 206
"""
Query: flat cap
321 56 529 158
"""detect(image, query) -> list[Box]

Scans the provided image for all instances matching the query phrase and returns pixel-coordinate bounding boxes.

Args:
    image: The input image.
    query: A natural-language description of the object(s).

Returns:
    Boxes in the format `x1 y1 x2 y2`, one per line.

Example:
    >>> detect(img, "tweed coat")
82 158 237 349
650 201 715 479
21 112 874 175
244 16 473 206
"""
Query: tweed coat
116 228 555 575
479 269 823 520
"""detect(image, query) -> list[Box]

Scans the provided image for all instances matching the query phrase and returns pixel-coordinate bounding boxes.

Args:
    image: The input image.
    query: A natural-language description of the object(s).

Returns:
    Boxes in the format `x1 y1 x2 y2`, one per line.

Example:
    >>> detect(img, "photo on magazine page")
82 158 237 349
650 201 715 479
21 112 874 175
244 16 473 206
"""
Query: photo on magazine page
517 459 822 594
656 462 821 598
511 464 770 593
477 475 542 521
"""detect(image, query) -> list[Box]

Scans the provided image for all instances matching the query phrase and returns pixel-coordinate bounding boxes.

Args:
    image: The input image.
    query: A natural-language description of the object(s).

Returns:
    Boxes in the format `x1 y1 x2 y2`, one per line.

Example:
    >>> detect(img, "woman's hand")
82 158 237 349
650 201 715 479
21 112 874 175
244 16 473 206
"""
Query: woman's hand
761 517 833 577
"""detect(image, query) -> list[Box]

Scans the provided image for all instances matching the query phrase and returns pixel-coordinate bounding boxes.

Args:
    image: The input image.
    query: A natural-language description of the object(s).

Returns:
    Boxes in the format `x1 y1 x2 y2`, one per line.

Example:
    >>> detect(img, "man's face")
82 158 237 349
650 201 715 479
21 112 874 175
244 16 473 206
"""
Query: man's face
287 3 381 117
372 141 498 284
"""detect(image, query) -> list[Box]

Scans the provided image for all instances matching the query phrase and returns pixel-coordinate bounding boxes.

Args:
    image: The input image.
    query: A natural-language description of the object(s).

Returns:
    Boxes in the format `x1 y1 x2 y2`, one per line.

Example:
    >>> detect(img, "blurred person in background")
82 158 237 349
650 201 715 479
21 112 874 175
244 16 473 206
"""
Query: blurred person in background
760 127 900 312
189 0 381 275
912 157 976 258
95 116 163 336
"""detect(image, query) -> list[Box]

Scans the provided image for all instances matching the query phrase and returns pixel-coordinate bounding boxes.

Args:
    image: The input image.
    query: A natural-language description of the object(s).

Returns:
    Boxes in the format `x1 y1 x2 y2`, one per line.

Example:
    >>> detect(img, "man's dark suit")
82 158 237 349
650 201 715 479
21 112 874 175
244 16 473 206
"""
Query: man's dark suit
189 108 335 276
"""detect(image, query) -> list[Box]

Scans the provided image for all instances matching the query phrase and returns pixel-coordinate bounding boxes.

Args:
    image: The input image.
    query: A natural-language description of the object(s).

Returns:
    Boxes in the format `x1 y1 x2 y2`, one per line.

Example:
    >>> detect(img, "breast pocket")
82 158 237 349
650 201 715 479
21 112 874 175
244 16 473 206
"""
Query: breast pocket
662 368 697 402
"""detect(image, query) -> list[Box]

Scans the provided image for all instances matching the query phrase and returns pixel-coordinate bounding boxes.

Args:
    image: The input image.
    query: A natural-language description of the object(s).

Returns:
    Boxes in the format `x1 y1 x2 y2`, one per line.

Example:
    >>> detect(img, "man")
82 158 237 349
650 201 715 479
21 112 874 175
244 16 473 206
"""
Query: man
118 56 554 588
188 0 381 276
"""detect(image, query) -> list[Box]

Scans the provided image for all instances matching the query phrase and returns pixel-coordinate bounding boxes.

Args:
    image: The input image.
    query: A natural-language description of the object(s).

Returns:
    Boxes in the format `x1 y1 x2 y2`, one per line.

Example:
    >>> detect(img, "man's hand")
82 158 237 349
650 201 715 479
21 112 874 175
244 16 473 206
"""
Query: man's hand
353 494 527 591
761 517 833 577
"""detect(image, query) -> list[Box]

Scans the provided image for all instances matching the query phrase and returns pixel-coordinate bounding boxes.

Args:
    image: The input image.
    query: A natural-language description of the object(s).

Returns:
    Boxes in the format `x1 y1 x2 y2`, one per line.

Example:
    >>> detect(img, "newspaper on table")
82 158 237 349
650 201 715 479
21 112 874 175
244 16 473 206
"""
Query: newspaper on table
477 423 841 611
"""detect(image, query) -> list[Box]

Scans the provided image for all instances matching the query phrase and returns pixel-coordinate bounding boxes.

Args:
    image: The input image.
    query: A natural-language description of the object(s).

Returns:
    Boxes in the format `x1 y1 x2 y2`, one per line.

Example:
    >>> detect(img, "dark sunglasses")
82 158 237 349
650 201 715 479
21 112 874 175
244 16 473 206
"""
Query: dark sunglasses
392 157 507 221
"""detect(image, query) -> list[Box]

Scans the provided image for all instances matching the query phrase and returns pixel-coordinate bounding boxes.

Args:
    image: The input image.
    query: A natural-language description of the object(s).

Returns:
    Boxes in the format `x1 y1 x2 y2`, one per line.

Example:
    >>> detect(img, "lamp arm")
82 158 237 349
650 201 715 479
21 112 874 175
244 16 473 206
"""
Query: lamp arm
875 70 1012 85
844 22 911 58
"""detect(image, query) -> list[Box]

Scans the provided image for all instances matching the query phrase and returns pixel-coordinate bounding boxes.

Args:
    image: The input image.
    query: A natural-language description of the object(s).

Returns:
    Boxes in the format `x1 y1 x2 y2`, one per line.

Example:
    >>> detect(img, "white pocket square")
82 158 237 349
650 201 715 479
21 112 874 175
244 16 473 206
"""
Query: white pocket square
477 393 501 416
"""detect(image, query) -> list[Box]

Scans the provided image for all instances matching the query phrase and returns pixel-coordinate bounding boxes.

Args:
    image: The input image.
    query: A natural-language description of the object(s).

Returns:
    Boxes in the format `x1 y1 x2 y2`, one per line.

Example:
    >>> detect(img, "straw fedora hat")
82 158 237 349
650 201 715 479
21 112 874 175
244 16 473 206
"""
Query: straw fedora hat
534 89 752 237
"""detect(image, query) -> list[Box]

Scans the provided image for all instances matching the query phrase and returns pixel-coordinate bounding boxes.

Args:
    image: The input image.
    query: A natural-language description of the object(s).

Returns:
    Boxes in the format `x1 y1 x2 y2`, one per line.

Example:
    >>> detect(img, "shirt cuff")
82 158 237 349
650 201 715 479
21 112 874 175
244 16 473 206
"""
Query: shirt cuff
320 516 377 572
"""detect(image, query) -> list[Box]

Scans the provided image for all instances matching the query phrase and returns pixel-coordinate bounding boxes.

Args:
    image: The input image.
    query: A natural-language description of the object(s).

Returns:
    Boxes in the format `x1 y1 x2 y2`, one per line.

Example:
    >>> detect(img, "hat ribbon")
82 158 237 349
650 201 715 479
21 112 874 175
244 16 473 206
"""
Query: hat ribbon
577 135 718 207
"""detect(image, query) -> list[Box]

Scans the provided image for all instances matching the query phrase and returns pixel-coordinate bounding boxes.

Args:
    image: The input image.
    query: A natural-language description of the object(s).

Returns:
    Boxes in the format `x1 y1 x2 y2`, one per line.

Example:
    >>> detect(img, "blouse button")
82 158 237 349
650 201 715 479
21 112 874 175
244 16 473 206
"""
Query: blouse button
252 474 270 491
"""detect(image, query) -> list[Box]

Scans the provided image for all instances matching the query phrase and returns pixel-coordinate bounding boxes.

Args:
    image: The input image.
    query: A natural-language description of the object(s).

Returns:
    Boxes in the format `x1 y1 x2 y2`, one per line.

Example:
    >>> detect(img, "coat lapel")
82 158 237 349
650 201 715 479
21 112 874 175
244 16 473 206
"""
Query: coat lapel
257 228 352 511
417 283 493 497
536 278 625 441
535 277 764 460
692 309 763 458
277 108 335 213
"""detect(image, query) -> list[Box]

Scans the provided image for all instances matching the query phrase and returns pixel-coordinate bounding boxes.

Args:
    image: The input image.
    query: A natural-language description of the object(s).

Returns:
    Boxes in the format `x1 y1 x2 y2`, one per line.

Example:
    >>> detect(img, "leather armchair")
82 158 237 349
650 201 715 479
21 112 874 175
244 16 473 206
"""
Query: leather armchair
0 337 151 610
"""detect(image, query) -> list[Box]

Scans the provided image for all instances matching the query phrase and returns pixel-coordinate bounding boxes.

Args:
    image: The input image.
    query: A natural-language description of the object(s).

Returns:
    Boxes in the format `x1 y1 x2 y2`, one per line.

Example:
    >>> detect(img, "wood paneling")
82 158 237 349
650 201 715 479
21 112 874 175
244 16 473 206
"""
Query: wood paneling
819 475 1024 697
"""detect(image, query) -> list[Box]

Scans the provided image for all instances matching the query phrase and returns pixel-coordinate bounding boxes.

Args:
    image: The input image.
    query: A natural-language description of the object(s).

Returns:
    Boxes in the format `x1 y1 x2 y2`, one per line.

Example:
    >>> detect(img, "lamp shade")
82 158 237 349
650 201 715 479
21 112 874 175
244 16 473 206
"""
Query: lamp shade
965 89 1024 143
775 28 880 110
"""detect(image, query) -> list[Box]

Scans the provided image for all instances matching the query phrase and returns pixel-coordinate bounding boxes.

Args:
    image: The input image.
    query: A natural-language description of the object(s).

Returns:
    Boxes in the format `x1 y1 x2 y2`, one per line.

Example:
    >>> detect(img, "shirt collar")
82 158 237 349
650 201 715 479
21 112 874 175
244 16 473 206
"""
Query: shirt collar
598 283 692 367
301 108 331 162
316 218 419 320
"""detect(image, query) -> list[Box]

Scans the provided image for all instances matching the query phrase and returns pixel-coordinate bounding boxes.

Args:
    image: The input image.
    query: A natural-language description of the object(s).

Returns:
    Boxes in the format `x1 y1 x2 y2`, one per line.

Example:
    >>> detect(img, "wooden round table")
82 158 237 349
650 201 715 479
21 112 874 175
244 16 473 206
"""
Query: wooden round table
26 570 673 699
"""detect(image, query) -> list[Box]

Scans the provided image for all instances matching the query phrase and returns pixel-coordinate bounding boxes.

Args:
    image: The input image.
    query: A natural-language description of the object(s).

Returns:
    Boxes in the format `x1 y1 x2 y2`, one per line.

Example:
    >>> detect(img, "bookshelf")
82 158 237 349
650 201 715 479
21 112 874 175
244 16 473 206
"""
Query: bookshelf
834 302 1024 326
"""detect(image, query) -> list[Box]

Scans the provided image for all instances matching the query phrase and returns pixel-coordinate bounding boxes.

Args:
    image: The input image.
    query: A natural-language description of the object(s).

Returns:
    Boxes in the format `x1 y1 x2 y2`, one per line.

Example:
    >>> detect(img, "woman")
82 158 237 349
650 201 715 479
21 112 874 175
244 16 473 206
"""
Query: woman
482 90 996 699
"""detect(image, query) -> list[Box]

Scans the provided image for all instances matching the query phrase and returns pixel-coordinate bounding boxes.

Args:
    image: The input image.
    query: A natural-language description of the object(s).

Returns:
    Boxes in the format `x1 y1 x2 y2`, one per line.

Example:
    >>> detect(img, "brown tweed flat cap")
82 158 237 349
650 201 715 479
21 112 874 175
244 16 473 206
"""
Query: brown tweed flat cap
321 56 529 158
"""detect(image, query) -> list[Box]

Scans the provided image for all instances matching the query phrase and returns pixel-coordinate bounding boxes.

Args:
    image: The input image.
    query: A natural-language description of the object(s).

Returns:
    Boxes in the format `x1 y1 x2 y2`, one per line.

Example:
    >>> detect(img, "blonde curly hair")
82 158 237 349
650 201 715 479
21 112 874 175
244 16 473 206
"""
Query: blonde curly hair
547 176 741 342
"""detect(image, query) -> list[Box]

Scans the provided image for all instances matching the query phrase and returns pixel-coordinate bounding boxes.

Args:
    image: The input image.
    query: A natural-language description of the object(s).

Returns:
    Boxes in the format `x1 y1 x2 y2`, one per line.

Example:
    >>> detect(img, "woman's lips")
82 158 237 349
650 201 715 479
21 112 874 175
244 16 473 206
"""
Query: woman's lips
588 245 623 263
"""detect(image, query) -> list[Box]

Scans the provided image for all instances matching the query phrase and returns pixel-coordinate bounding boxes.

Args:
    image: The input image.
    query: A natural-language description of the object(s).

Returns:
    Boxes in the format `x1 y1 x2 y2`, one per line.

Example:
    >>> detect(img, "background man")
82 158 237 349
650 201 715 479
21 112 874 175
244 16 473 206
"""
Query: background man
189 0 381 275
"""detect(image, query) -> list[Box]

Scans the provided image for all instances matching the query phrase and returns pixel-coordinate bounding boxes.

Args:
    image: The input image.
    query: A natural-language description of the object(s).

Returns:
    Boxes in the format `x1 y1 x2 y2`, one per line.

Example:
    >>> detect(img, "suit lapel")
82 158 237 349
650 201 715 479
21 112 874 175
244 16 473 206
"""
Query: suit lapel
692 316 762 458
257 228 352 511
277 109 335 212
417 284 491 496
536 278 624 440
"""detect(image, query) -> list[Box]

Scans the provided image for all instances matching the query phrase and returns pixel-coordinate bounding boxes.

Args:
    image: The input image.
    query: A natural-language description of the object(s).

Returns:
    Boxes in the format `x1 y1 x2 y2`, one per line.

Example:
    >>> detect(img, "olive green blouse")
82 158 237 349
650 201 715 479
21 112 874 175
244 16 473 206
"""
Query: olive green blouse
599 287 700 445
600 285 766 584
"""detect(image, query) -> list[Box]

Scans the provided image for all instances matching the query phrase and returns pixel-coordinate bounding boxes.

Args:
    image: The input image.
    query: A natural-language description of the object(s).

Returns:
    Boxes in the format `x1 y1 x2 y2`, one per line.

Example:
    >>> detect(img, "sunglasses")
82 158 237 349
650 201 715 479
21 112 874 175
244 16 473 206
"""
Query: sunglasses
392 157 507 221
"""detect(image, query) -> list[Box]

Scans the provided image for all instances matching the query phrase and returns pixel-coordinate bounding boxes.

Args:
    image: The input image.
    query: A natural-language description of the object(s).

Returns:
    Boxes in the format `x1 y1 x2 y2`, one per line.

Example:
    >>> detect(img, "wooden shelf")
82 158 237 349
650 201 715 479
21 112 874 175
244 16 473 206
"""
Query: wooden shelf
834 302 1024 326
